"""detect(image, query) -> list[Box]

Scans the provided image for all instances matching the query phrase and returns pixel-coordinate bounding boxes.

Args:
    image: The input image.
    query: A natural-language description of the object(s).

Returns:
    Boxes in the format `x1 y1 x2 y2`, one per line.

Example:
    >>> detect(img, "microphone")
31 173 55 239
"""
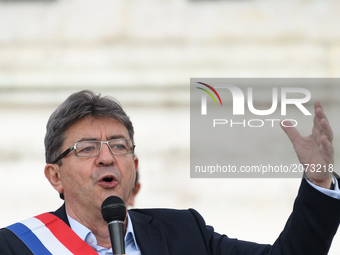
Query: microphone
101 196 127 255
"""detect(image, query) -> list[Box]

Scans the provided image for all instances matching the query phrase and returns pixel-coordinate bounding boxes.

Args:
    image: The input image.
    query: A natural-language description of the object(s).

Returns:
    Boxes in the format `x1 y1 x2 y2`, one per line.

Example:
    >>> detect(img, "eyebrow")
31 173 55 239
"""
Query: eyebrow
108 135 129 140
76 135 129 143
76 137 98 143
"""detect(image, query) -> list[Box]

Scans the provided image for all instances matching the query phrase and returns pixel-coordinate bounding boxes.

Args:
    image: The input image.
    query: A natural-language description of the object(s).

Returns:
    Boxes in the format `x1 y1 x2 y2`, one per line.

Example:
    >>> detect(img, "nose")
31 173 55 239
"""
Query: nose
96 142 115 166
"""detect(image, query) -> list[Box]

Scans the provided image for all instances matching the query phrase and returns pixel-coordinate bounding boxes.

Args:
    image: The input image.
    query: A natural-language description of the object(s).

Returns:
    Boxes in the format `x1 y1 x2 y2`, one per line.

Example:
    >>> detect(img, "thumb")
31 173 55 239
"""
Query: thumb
280 120 301 144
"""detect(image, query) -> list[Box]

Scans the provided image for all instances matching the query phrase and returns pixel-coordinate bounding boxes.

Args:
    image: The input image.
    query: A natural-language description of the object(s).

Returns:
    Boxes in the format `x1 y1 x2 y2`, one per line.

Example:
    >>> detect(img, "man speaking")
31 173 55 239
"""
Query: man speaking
0 90 339 254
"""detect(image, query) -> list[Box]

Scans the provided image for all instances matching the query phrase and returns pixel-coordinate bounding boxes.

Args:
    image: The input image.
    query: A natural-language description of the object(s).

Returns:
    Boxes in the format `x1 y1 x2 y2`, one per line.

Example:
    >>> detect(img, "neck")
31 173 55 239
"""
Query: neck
65 203 127 249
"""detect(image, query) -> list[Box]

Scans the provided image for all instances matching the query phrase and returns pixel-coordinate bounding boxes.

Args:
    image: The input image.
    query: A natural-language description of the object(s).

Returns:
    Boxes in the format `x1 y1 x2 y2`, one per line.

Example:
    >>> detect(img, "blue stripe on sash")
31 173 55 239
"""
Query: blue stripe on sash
7 223 52 255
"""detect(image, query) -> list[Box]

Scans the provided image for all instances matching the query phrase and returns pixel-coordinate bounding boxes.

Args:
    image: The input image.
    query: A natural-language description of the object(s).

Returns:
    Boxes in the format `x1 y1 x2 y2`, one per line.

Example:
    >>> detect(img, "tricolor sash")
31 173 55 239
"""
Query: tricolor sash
6 213 98 255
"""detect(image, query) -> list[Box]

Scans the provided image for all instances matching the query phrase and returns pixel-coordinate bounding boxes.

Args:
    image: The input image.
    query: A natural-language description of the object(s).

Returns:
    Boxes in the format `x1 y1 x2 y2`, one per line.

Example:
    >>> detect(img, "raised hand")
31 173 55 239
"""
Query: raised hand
281 101 334 189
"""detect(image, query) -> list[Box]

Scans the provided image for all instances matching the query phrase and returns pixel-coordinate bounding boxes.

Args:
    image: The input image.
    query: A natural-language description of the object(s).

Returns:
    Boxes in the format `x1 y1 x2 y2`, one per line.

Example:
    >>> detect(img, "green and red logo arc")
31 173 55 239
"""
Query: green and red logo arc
196 82 223 106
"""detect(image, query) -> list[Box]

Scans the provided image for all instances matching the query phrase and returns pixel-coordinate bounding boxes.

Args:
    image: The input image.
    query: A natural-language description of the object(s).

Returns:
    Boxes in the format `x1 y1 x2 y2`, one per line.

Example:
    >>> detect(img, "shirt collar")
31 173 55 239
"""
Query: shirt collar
125 213 139 250
67 211 139 251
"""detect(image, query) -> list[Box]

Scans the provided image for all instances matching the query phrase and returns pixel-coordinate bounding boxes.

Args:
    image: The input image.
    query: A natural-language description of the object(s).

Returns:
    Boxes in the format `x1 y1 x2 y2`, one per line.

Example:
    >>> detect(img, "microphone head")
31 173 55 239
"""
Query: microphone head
101 196 126 223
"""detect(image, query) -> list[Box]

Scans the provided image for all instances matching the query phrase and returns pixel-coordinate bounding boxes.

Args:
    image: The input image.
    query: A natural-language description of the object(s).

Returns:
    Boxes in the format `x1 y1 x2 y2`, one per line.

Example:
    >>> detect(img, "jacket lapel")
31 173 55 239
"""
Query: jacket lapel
129 210 170 255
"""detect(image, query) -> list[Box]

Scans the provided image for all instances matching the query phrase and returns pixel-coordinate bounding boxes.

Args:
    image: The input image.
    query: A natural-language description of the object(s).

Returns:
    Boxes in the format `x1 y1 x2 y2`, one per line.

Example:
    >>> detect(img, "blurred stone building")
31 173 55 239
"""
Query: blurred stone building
0 0 339 253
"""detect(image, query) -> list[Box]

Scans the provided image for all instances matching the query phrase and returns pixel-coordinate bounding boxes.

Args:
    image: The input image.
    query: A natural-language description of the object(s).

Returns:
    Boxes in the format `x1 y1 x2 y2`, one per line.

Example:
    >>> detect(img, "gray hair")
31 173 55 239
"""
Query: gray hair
44 90 134 164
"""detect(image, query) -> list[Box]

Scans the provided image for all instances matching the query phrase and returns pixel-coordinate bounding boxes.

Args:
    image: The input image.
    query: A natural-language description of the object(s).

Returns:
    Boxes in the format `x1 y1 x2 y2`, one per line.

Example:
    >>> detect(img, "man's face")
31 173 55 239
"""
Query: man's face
52 116 138 214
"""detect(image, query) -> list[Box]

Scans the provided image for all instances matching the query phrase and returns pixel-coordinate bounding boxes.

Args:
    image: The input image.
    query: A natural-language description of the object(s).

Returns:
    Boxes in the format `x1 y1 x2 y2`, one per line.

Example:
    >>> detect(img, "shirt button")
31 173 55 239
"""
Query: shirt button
88 237 94 243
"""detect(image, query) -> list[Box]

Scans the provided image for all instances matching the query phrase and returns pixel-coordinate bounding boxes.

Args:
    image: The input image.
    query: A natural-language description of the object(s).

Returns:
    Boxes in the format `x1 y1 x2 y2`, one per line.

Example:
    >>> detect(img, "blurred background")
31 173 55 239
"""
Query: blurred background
0 0 340 253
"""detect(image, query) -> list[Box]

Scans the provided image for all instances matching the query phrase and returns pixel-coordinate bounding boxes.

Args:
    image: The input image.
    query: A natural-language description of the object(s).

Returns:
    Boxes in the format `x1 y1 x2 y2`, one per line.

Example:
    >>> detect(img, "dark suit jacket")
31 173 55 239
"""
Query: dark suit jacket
1 179 340 255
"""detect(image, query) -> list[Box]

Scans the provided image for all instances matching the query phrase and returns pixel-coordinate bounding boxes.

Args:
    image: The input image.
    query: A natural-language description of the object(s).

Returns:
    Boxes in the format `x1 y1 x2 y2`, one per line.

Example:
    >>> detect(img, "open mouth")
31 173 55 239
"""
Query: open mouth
99 175 117 188
102 177 114 183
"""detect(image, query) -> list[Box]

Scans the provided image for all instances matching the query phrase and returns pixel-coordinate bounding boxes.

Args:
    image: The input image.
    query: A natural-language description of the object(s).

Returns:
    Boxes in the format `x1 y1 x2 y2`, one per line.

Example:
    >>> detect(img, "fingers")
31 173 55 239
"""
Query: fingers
314 101 333 142
320 118 333 142
320 134 334 163
314 101 334 164
280 120 301 144
281 101 333 151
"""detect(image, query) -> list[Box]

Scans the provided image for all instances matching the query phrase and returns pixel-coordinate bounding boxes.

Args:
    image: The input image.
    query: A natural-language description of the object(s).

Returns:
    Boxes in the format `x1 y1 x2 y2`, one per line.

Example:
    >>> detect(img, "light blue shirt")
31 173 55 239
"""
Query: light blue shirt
66 178 340 255
67 213 141 255
306 176 340 199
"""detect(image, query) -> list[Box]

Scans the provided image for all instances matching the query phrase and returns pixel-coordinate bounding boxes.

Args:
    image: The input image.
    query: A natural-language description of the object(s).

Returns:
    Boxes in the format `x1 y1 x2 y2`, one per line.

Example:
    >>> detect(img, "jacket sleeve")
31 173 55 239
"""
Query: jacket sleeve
0 228 34 255
190 178 340 255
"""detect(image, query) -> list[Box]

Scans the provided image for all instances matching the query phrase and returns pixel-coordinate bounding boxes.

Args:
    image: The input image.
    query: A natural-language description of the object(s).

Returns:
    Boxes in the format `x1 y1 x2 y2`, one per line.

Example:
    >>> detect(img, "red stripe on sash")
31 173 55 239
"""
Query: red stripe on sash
35 213 98 255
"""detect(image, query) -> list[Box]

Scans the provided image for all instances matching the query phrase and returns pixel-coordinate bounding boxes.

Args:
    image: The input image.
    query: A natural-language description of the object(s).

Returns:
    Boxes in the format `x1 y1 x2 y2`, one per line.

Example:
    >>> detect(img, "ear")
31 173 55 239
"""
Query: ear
44 164 64 195
133 155 139 173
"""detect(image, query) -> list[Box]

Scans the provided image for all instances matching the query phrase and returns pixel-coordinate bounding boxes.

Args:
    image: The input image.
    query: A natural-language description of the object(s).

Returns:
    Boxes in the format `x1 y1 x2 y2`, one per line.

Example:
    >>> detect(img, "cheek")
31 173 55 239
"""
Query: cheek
60 164 93 189
119 160 136 184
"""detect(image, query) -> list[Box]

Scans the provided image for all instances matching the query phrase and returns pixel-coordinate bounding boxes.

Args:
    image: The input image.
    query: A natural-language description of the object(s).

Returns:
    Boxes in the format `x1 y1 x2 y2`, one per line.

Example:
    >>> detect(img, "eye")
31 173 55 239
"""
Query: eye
109 139 130 153
81 146 96 153
76 141 99 155
112 143 127 151
108 139 134 154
